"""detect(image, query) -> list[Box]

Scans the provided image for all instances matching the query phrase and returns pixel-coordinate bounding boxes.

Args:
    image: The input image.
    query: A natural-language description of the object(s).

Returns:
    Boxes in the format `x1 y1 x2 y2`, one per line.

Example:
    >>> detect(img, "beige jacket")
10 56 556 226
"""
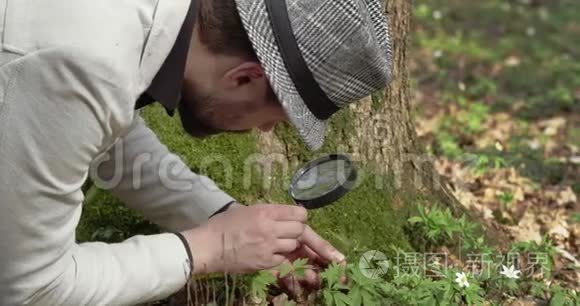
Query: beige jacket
0 0 235 305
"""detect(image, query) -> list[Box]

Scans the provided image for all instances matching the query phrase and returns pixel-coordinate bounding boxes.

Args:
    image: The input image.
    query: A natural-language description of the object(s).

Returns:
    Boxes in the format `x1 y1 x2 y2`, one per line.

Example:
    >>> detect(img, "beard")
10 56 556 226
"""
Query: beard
178 96 226 138
177 90 252 138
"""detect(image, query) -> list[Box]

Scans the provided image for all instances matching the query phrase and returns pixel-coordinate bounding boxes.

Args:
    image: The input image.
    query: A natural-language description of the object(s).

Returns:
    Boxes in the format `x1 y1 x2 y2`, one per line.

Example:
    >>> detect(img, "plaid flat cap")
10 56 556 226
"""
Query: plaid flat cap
234 0 393 150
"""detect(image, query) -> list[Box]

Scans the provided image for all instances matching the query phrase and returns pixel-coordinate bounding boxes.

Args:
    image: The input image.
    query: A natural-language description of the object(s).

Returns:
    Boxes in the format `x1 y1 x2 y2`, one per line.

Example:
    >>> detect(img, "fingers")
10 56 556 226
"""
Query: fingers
299 226 345 264
284 244 323 267
280 276 304 301
303 268 321 289
270 254 287 268
278 267 320 301
274 239 301 253
267 205 308 222
299 245 322 265
274 221 306 239
339 261 348 284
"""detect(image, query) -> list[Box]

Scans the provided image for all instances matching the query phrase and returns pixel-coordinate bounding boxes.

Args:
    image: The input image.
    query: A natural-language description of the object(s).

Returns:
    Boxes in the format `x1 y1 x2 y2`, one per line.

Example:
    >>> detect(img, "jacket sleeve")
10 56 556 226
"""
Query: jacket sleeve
90 114 236 233
0 49 193 306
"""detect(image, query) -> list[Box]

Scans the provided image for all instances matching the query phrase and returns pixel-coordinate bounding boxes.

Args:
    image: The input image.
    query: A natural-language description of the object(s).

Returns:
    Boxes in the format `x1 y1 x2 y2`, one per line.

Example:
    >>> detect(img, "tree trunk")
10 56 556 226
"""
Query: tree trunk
257 0 505 243
347 0 460 207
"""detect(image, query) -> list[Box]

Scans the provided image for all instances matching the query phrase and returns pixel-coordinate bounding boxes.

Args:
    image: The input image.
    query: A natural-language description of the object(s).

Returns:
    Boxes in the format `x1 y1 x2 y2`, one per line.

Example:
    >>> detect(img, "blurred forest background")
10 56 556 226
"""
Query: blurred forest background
412 0 578 268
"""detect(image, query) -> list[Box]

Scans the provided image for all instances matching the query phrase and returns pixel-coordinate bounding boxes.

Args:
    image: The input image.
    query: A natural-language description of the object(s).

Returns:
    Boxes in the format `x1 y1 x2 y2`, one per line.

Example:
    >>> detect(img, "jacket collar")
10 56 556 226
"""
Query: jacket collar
136 0 198 116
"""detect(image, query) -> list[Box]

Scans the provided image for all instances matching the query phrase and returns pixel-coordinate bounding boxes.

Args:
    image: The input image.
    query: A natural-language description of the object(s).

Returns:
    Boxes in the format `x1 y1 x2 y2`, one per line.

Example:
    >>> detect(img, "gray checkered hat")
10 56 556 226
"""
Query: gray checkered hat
234 0 393 150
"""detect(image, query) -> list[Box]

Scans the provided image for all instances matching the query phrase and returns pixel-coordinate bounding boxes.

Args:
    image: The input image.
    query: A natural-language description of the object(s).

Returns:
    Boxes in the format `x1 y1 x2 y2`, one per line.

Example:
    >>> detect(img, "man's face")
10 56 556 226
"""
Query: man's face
179 59 288 138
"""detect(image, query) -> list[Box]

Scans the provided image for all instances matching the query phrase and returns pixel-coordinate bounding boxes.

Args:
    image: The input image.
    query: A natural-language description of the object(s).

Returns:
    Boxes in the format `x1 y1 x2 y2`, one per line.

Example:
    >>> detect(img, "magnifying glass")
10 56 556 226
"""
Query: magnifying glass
289 154 358 210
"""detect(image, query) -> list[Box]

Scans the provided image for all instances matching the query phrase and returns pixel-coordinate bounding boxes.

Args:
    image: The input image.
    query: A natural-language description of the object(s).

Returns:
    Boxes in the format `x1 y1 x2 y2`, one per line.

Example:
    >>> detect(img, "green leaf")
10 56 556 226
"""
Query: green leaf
292 258 309 278
348 286 362 306
323 289 334 306
321 263 342 289
362 290 380 306
408 216 424 224
335 299 347 306
279 262 293 278
550 291 566 306
334 292 352 306
529 281 547 299
250 271 277 300
334 283 351 291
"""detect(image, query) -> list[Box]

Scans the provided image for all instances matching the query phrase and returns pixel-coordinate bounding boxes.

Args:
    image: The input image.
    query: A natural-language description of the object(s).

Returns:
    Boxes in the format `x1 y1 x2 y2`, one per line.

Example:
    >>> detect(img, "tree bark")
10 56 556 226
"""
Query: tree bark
257 0 506 241
347 0 459 207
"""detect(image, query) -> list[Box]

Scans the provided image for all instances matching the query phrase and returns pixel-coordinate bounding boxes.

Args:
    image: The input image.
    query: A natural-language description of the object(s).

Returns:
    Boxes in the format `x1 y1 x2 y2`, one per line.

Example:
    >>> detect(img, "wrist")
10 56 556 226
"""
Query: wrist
227 202 245 211
211 201 244 218
181 225 220 275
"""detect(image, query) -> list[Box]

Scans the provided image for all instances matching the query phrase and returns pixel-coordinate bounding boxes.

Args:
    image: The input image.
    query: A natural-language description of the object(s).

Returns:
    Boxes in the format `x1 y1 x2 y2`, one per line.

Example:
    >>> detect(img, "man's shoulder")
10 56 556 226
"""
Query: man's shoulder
2 0 158 80
2 0 191 92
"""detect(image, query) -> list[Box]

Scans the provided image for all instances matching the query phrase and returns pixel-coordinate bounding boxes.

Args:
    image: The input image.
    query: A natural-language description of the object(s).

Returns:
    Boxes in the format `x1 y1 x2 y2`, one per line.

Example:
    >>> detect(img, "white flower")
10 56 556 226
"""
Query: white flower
500 265 521 280
432 10 442 20
455 272 470 288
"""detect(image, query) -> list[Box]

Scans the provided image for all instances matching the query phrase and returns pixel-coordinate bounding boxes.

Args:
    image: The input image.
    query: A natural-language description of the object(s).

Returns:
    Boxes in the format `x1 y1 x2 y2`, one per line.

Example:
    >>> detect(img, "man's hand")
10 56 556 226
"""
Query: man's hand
181 204 311 274
273 226 347 300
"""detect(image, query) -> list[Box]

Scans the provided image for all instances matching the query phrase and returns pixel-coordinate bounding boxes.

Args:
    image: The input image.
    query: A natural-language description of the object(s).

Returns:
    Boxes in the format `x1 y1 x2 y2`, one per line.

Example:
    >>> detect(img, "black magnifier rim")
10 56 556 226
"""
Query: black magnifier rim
289 154 357 210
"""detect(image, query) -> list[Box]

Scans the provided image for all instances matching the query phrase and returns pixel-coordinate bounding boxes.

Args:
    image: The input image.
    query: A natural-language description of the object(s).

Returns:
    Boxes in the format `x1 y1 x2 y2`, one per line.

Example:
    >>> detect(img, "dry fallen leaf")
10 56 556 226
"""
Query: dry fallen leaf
547 187 578 206
539 117 566 136
508 212 542 243
505 56 522 67
549 223 570 240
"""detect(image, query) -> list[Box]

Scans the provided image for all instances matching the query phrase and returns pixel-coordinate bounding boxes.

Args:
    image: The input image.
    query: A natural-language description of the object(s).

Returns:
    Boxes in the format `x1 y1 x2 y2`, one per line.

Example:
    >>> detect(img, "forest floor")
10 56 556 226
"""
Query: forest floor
411 0 579 291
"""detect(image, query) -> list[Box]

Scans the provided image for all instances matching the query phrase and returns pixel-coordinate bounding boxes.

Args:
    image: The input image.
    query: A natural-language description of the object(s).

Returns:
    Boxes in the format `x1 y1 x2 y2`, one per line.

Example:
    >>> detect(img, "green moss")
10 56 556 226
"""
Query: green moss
78 105 265 242
140 106 264 202
76 190 159 242
307 170 415 259
266 110 414 259
371 91 385 112
78 105 414 260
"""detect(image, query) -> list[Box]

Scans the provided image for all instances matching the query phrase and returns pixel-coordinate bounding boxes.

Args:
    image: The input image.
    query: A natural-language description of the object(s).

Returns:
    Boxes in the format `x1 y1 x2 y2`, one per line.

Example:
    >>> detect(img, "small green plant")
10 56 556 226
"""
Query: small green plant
436 132 463 158
408 206 477 248
457 102 490 135
570 213 580 224
497 191 515 209
279 258 309 279
347 265 387 306
249 270 277 304
248 259 310 305
408 206 457 242
509 236 557 279
247 209 575 305
549 285 580 306
469 154 507 175
320 263 351 306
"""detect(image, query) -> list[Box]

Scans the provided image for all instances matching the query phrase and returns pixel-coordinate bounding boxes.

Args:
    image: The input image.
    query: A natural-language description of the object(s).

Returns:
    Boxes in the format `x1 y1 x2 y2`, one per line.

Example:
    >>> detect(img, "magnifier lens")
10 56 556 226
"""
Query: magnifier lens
293 159 350 201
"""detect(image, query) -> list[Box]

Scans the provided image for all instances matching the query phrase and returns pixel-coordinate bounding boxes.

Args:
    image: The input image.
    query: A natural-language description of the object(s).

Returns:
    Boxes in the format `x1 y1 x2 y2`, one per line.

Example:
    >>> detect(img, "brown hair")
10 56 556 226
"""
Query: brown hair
198 0 257 58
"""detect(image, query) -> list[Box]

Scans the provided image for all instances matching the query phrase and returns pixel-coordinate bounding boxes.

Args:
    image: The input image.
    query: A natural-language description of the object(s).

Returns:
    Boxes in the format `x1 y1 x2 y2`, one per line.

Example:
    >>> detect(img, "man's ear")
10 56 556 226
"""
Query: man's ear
223 62 265 88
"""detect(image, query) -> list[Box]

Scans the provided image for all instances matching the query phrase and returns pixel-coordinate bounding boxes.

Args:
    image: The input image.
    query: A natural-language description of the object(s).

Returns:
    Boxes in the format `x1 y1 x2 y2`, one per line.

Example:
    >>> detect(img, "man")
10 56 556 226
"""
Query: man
0 0 392 304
